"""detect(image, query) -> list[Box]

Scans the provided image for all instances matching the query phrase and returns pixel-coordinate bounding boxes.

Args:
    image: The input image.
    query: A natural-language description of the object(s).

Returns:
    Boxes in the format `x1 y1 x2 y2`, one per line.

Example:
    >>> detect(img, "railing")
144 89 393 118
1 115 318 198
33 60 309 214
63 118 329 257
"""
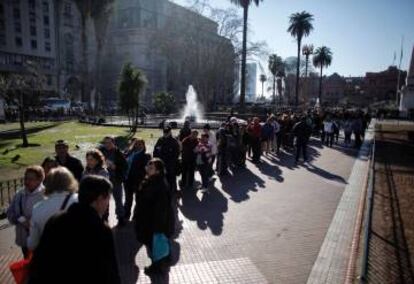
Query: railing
359 131 376 283
0 178 24 217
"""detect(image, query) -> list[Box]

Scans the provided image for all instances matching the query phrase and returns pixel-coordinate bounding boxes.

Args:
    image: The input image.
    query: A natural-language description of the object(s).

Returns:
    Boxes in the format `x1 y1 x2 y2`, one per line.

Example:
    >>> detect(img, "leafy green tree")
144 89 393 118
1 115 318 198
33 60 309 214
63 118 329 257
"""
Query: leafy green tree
154 92 176 115
0 61 45 147
313 46 333 103
230 0 264 112
118 63 147 133
287 11 314 106
268 54 283 104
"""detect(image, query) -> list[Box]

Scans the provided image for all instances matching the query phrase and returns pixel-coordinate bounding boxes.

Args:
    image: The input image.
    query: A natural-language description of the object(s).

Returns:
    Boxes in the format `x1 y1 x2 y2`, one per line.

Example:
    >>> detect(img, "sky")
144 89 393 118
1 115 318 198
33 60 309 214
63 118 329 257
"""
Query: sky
173 0 414 77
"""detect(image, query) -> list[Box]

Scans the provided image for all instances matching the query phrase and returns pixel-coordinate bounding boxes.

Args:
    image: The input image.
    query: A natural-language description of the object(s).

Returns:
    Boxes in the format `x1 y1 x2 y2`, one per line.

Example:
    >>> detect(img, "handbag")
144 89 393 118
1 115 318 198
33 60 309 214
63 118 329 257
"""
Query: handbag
152 233 170 263
9 252 32 284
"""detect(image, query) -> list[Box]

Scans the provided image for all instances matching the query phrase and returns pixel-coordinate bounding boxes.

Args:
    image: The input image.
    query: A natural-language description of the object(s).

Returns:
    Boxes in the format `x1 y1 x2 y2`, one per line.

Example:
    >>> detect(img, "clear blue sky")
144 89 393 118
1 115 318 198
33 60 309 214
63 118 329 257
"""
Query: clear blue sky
173 0 414 77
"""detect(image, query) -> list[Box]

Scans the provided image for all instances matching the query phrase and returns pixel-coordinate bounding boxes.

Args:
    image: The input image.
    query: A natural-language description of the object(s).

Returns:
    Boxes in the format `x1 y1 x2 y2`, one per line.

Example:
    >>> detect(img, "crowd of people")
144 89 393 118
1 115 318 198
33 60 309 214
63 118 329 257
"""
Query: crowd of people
6 108 370 282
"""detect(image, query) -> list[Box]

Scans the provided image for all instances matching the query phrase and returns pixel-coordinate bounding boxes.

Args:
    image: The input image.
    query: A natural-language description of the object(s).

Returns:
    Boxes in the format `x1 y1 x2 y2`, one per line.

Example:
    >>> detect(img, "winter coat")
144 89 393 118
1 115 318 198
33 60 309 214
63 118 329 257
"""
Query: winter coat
28 203 120 284
125 151 151 188
55 155 84 182
293 120 312 145
99 147 128 183
27 192 78 250
153 136 180 173
134 175 175 245
181 136 199 163
7 185 45 247
82 166 110 179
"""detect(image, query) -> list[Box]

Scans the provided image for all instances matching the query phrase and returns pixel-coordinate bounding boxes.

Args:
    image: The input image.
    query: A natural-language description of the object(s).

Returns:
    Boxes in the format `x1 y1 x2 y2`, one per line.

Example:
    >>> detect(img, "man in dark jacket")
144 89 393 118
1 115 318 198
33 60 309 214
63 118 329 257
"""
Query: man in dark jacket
178 120 191 142
292 116 312 163
180 130 199 190
100 136 128 226
28 176 120 284
153 127 180 193
54 140 84 182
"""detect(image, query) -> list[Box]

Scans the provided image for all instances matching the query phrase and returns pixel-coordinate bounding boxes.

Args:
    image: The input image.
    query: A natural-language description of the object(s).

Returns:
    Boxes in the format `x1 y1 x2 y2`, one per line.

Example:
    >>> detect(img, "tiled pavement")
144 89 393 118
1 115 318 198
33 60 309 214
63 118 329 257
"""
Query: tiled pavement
0 137 362 283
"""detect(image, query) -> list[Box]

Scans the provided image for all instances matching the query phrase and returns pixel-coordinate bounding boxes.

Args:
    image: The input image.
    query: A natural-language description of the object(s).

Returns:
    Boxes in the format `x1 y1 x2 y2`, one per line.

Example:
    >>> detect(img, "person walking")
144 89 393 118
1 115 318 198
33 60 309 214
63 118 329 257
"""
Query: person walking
323 117 335 147
216 123 228 175
343 115 353 147
180 131 199 190
100 136 128 226
153 127 180 193
248 117 262 163
195 133 213 193
178 120 192 142
27 167 78 250
261 118 274 156
203 124 217 170
134 159 175 276
292 116 312 163
124 139 151 221
7 166 45 258
54 140 84 182
28 176 120 284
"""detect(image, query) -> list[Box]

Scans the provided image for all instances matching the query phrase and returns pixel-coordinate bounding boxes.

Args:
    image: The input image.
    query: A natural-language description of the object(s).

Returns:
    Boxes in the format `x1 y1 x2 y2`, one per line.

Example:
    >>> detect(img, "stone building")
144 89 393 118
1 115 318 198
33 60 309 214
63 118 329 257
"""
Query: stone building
100 0 235 110
0 0 57 94
365 66 407 102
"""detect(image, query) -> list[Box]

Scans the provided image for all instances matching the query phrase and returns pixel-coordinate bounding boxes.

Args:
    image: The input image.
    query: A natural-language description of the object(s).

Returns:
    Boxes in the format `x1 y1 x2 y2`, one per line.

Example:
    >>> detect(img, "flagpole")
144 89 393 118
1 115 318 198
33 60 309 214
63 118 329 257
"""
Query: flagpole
396 36 404 106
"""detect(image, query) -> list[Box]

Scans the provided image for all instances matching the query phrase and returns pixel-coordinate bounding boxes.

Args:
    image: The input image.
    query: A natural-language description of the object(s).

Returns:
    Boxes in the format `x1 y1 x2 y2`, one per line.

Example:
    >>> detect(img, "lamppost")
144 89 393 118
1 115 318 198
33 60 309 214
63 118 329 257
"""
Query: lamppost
302 44 314 104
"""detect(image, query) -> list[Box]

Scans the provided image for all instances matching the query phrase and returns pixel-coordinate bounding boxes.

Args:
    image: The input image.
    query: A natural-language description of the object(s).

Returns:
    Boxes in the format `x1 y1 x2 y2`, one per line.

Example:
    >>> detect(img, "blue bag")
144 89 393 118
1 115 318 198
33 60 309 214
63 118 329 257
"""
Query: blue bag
152 233 170 262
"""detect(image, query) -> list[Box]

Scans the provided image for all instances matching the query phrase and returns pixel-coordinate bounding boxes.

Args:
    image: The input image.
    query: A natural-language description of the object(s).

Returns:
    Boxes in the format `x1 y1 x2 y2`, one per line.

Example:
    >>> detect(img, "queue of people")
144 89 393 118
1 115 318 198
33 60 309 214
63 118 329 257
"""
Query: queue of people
6 108 370 282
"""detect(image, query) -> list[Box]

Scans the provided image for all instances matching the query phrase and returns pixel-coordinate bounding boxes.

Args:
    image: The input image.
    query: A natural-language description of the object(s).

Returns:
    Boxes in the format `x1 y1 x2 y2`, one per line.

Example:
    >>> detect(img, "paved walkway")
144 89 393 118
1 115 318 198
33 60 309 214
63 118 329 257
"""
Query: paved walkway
0 138 360 283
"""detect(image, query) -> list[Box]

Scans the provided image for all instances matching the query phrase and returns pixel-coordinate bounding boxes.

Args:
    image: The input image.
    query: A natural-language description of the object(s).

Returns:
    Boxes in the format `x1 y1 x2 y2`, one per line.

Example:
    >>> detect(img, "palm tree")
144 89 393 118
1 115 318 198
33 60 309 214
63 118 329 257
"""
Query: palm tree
276 69 285 105
313 46 333 103
230 0 263 112
268 54 283 104
287 11 314 107
259 74 267 99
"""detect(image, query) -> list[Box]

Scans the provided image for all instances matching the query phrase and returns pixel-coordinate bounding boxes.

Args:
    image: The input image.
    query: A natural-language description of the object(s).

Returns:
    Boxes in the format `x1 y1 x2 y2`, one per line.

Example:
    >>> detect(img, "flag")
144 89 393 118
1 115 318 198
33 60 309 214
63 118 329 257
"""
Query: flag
393 51 396 66
398 36 404 67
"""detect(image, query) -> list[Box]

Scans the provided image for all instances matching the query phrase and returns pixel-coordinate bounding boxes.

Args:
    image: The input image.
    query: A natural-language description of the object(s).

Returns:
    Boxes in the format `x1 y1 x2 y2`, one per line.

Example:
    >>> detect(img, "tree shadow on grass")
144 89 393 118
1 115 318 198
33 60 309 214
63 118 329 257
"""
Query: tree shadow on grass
0 123 61 139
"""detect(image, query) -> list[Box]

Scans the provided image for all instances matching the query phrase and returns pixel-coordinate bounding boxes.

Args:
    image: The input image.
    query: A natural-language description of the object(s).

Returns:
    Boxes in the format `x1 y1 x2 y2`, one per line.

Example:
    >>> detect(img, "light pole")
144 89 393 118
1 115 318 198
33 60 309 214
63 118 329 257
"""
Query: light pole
302 44 314 104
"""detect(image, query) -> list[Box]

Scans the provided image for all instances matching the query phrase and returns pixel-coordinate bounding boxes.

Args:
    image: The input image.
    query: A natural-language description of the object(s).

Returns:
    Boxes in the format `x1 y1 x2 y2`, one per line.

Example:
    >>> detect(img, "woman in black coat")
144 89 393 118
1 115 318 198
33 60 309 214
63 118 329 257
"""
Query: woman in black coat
134 158 175 275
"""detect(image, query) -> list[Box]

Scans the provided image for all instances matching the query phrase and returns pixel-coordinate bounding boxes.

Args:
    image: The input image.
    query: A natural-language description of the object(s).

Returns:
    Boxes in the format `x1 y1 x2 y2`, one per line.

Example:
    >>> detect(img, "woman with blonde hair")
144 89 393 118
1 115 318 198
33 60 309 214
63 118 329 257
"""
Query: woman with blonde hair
27 166 78 250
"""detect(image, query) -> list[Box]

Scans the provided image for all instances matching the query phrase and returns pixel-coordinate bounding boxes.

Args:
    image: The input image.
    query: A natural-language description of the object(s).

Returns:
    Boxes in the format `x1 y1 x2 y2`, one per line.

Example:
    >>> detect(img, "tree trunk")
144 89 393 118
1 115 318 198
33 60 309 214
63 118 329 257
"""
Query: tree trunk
80 16 88 105
239 5 249 113
261 81 264 98
319 65 323 103
272 75 276 104
18 91 28 147
295 38 302 107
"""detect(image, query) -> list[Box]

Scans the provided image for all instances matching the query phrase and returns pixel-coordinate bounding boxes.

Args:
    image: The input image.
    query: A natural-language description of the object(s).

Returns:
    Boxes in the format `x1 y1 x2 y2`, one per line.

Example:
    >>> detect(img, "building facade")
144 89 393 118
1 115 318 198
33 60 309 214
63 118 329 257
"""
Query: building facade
365 66 407 102
0 0 57 93
245 63 257 102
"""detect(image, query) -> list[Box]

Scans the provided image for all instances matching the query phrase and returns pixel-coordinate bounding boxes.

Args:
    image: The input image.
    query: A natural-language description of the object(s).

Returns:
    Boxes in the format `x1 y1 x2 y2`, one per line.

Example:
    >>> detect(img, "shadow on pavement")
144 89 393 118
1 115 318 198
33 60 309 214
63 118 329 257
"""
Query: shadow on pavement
179 186 228 235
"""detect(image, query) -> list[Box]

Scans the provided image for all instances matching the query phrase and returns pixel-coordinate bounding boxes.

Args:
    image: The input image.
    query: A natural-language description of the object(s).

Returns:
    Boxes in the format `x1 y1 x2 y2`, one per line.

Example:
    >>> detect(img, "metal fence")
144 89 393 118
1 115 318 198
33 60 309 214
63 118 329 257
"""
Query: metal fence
0 178 24 215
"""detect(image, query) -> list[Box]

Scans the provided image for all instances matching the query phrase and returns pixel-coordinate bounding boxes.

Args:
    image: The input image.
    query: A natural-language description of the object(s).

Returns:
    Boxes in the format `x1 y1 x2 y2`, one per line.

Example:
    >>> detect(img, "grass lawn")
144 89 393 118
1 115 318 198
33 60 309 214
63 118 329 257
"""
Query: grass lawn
0 122 164 180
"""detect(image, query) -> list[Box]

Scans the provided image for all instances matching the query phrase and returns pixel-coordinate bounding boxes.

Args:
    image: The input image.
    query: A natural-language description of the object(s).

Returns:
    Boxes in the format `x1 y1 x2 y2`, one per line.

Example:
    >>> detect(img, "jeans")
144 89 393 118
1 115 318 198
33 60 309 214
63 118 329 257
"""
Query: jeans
112 180 125 220
325 132 334 147
217 151 227 174
251 137 261 162
181 161 195 189
295 142 308 162
199 164 211 188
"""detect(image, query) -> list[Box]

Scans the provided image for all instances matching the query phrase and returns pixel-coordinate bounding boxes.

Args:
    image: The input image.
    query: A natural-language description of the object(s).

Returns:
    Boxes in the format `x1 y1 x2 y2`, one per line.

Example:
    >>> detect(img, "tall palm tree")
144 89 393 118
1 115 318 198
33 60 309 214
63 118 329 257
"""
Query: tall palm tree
287 11 314 107
276 68 285 105
313 46 333 104
230 0 263 112
259 74 267 99
268 54 283 104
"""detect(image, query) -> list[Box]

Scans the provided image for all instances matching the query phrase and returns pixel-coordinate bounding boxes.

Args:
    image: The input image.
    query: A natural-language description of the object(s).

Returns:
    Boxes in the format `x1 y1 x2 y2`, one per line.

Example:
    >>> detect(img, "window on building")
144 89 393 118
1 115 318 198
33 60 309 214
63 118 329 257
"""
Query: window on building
45 41 51 52
13 8 21 19
14 22 22 33
15 37 22 47
30 13 36 24
42 1 49 14
31 39 37 49
46 75 52 86
29 0 36 10
64 2 72 16
43 16 49 26
44 28 50 39
30 26 36 36
0 34 5 46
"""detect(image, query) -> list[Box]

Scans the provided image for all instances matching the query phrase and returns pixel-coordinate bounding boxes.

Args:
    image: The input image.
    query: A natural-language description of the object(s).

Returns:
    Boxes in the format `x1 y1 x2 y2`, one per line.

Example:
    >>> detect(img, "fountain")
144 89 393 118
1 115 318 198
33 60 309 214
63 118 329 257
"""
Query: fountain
181 85 203 122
